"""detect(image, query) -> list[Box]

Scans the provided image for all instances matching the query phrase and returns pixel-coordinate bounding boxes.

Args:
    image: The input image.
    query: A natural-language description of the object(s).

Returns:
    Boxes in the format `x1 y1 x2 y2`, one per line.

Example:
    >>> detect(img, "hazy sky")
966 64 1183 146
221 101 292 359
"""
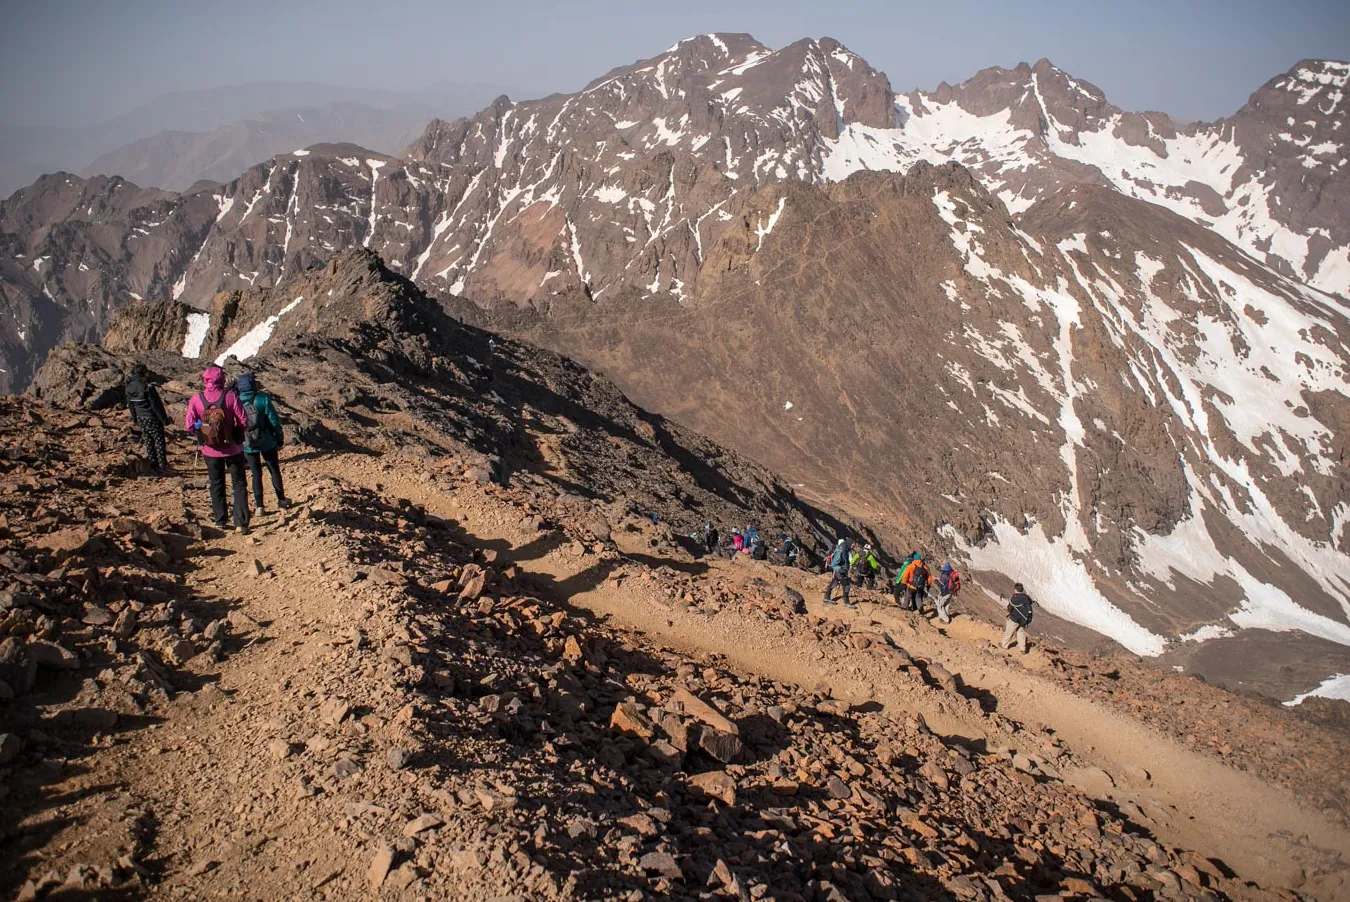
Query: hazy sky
3 0 1348 126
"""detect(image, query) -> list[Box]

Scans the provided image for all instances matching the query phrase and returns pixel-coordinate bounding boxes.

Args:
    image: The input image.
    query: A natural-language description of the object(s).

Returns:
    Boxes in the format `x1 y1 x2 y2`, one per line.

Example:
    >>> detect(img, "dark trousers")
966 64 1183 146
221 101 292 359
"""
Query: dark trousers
137 416 167 468
825 571 851 603
204 453 249 528
245 447 285 508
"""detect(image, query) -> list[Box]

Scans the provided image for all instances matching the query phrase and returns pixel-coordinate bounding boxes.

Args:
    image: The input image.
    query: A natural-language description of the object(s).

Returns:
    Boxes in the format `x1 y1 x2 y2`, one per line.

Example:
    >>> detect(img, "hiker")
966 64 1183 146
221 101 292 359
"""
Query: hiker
891 551 920 606
236 373 290 515
851 543 882 589
1002 583 1035 653
823 537 855 608
933 561 962 624
898 554 931 613
749 531 768 560
125 364 170 472
701 523 719 556
743 525 761 554
731 530 745 555
778 534 800 566
184 366 250 533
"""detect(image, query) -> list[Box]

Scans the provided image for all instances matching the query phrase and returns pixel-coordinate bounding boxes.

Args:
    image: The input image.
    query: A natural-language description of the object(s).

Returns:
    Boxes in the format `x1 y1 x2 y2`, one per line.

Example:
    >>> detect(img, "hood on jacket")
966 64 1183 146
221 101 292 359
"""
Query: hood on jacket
202 366 225 394
236 373 257 393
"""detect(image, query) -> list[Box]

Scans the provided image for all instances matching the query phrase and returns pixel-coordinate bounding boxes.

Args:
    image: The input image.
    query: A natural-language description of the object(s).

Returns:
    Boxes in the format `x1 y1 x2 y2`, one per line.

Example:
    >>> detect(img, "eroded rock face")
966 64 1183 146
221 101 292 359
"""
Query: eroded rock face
503 163 1350 661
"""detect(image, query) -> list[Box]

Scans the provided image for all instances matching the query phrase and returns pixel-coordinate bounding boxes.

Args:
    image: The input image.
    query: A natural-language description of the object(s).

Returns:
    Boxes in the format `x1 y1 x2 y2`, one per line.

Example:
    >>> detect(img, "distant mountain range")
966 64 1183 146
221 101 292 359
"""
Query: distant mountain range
2 34 1348 692
0 79 523 196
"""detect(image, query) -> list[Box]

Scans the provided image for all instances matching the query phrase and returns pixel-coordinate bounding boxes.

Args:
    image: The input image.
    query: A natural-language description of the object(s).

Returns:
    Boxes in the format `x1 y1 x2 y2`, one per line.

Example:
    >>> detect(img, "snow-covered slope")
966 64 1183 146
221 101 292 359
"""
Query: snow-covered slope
823 58 1350 297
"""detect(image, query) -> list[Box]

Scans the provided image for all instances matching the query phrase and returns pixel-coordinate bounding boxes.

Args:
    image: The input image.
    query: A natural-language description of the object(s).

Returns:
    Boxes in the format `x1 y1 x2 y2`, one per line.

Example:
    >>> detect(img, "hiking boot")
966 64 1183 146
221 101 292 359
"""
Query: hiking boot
277 498 292 510
235 525 249 536
843 602 858 610
822 598 837 606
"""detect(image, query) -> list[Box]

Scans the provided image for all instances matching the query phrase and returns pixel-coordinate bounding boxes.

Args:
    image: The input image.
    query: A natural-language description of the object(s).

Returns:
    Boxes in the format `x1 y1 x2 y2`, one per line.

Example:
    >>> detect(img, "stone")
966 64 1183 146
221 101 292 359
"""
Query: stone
919 760 950 791
826 776 851 800
638 851 682 880
320 698 350 726
249 559 266 577
618 813 659 837
164 638 195 665
226 610 262 633
562 635 585 665
698 728 744 764
28 640 79 670
368 845 395 890
658 714 693 752
267 739 293 761
688 771 737 806
610 702 656 741
386 747 411 769
112 609 138 638
476 787 517 812
403 814 443 836
55 707 118 731
81 605 114 626
670 688 739 735
0 732 21 765
36 527 104 559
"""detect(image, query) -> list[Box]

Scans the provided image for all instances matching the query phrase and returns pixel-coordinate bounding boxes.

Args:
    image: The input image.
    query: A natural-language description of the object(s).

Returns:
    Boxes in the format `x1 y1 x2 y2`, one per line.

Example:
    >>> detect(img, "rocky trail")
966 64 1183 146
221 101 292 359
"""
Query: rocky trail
3 401 1350 901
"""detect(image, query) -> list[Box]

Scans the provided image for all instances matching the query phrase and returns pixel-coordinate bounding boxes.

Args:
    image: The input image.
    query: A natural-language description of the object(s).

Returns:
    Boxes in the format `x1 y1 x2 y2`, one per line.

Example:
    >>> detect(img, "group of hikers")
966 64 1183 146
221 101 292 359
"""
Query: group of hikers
131 366 1037 649
126 365 291 533
696 523 1036 652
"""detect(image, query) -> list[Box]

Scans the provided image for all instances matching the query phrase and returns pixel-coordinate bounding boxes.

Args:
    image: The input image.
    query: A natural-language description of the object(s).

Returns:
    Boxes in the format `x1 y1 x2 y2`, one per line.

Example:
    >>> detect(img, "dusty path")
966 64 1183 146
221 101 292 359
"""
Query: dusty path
337 454 1350 896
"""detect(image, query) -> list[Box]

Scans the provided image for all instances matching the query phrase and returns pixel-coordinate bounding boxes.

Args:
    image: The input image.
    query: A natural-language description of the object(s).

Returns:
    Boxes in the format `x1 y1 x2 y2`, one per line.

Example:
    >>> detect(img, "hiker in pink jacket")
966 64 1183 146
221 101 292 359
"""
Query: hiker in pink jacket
184 366 250 532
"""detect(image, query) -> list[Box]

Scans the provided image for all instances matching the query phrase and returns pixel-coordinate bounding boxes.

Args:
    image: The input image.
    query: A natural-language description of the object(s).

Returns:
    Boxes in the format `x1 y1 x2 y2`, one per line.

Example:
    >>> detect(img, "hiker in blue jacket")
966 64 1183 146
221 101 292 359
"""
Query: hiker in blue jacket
236 374 291 515
823 537 856 609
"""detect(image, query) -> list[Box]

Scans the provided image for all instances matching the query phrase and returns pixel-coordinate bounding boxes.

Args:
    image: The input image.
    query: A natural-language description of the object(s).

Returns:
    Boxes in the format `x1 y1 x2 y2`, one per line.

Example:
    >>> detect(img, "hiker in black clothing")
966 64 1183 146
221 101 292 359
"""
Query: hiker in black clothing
702 523 719 556
1002 583 1035 653
125 364 170 471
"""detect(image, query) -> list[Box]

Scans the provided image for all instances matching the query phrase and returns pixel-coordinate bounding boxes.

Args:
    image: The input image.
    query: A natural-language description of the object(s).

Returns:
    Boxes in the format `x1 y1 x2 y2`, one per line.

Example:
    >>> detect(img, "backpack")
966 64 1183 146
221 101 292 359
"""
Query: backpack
949 571 962 594
909 562 930 590
243 397 271 447
1009 593 1034 626
197 394 235 450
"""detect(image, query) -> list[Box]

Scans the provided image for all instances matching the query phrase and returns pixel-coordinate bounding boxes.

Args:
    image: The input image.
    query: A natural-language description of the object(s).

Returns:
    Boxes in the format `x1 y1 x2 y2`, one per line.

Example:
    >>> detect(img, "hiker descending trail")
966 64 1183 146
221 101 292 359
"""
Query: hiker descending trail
1003 583 1036 653
823 537 856 609
185 366 250 533
933 561 962 624
898 554 931 613
125 363 170 472
237 373 291 516
850 543 881 589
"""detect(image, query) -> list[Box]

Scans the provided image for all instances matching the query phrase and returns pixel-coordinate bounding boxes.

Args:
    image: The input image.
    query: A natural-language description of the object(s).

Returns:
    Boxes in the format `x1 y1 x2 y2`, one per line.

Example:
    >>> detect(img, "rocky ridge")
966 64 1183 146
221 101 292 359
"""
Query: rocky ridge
2 388 1347 900
1 37 1348 684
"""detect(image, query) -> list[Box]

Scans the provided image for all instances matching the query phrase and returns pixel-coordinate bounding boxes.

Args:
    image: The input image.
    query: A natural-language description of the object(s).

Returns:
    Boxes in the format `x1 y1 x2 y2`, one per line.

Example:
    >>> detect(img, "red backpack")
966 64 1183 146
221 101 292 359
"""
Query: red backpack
197 394 235 450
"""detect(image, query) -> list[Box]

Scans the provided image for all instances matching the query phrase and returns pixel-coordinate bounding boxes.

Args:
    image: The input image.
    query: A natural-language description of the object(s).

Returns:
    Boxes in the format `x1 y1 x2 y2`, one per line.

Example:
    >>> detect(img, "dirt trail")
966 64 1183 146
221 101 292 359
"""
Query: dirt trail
340 456 1350 895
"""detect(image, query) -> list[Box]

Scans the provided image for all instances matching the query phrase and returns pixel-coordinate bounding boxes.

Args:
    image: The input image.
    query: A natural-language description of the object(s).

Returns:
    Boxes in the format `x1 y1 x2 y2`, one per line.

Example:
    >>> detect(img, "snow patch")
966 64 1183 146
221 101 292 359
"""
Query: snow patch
214 297 305 365
181 312 211 358
1285 673 1350 706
